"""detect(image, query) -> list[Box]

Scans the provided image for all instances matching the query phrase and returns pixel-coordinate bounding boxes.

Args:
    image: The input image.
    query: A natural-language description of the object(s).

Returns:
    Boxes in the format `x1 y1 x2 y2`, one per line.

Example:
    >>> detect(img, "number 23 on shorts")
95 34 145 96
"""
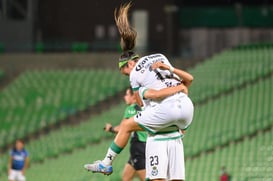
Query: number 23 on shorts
149 155 159 166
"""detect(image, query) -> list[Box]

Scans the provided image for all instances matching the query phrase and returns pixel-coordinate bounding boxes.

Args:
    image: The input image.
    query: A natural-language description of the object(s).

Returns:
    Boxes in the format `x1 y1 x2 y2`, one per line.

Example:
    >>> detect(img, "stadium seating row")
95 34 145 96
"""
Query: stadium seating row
186 128 273 181
0 69 129 148
188 45 273 103
26 103 125 163
0 103 126 174
0 139 131 181
1 123 272 181
183 76 273 156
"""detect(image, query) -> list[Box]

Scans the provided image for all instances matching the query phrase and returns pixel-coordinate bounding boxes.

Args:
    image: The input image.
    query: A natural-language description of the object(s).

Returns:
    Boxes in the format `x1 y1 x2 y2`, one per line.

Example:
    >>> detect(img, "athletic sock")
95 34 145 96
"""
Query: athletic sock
102 141 123 166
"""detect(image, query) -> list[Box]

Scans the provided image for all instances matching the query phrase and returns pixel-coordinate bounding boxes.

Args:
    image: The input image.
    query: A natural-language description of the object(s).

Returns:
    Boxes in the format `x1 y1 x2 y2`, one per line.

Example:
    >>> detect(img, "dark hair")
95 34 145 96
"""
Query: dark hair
114 2 137 52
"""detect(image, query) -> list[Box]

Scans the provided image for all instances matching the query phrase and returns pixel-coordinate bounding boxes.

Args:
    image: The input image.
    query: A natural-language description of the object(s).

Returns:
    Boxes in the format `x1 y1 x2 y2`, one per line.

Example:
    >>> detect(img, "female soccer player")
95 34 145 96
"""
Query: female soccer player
104 87 147 181
85 3 194 181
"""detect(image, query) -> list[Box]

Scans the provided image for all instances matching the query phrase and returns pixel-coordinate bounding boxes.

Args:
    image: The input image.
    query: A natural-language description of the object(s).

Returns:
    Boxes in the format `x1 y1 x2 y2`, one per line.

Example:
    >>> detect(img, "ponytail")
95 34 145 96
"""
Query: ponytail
114 2 137 52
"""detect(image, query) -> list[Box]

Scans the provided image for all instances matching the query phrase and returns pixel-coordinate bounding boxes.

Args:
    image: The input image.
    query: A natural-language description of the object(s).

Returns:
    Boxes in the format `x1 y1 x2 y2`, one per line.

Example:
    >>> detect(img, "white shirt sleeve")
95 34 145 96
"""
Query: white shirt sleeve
139 87 148 100
130 71 140 91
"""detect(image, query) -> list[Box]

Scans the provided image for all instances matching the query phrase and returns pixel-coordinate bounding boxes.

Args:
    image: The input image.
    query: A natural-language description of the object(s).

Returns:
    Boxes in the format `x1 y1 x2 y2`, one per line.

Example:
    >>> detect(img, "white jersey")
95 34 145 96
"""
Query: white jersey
132 54 194 134
133 54 193 180
130 53 181 92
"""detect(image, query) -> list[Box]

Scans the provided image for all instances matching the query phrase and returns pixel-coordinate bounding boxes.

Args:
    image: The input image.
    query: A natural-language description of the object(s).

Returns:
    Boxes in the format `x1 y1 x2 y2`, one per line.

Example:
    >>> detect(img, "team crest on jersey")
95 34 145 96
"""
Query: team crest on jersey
151 166 158 176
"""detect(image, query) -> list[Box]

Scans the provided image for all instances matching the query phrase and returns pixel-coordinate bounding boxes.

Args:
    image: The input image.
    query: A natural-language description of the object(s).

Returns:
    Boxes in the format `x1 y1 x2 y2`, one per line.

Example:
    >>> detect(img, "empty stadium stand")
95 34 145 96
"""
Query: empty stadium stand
0 103 127 179
186 129 273 181
184 76 273 157
0 69 128 148
188 44 273 103
0 44 272 180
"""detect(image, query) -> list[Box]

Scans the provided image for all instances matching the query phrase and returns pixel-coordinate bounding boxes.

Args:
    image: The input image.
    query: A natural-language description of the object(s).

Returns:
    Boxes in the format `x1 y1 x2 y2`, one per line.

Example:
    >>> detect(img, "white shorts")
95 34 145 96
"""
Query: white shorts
8 169 26 181
145 131 185 180
135 92 194 134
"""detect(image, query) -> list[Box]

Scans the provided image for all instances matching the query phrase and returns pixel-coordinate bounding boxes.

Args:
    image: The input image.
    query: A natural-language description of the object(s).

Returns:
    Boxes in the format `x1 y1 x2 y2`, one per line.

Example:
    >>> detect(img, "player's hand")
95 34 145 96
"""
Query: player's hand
104 123 112 132
22 170 25 175
179 84 188 95
151 61 170 71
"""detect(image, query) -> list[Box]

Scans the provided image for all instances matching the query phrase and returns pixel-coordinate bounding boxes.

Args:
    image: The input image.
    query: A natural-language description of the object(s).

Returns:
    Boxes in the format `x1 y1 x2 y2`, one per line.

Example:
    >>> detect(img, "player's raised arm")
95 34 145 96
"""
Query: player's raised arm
151 61 194 88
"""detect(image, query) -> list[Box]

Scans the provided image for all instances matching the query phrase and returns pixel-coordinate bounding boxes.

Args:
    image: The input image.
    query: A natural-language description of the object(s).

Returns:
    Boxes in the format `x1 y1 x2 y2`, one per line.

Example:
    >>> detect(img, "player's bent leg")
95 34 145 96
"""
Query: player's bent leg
84 117 143 175
114 117 143 148
122 163 136 181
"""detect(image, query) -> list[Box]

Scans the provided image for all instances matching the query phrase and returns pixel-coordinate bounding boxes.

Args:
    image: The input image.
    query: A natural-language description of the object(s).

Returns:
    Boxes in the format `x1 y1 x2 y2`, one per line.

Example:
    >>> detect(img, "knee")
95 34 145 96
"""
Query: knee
120 118 140 132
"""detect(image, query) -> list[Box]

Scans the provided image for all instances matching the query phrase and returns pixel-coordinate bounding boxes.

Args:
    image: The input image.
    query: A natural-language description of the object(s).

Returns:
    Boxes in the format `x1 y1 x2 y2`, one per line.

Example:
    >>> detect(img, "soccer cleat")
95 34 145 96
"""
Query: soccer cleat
84 160 113 175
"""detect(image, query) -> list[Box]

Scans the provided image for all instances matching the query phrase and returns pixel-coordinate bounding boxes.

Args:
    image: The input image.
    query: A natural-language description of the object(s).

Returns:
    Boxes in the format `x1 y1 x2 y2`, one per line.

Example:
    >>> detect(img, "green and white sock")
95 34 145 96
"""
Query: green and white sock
102 141 123 166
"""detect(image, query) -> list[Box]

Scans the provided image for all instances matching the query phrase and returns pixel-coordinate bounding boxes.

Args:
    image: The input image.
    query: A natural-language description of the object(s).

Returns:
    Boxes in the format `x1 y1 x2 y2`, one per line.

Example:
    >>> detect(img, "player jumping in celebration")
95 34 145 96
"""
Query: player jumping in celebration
104 87 147 181
85 3 194 181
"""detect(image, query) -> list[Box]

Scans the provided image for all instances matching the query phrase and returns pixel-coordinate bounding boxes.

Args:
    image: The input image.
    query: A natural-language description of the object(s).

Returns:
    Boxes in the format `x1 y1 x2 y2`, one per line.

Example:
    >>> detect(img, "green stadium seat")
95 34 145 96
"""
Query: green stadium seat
188 45 273 103
0 69 128 148
184 76 273 155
